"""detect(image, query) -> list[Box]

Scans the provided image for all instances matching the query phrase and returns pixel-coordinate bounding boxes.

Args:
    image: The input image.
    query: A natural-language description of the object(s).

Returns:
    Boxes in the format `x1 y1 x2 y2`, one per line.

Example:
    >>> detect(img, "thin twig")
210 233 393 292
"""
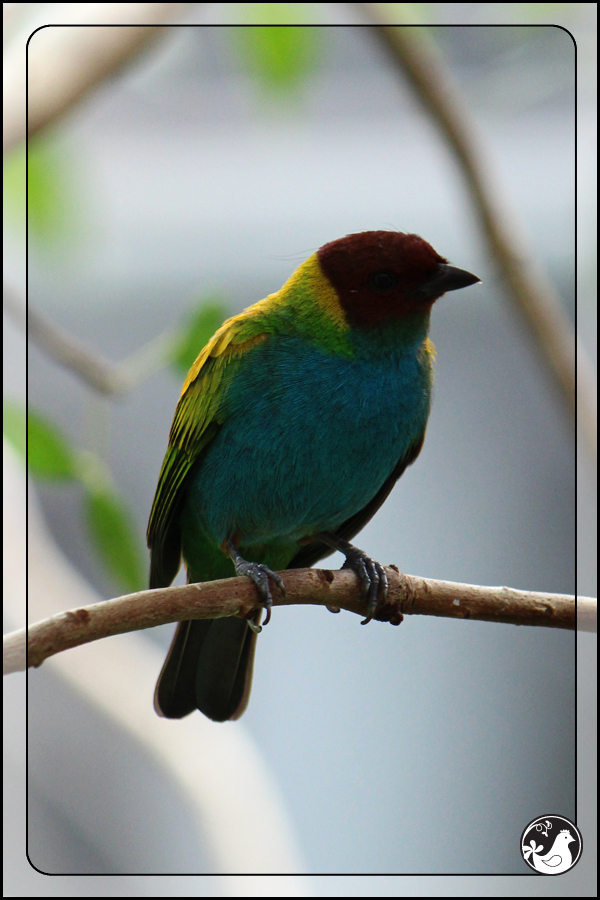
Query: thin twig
4 282 180 394
4 567 595 674
3 3 190 155
357 9 596 462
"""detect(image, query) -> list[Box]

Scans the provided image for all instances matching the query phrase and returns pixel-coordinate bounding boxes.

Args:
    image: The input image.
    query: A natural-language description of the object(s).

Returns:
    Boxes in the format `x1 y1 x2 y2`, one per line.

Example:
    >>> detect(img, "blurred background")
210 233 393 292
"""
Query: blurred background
3 2 596 896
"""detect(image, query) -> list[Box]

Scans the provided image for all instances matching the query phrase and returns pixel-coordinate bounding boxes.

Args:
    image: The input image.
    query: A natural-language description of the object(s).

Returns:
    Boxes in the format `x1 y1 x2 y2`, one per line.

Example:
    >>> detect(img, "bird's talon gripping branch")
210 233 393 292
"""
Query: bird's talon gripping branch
247 609 263 634
226 539 284 626
344 550 389 624
317 533 389 625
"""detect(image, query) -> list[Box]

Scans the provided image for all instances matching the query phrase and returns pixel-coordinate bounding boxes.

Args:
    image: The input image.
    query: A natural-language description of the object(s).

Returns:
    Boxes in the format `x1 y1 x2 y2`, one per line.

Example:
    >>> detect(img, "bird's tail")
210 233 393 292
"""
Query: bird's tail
154 616 257 721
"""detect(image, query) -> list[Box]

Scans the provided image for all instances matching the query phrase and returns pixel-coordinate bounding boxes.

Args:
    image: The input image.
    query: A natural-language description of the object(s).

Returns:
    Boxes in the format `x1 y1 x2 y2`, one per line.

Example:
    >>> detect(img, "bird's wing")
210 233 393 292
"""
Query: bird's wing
539 855 563 868
288 433 426 569
147 311 269 588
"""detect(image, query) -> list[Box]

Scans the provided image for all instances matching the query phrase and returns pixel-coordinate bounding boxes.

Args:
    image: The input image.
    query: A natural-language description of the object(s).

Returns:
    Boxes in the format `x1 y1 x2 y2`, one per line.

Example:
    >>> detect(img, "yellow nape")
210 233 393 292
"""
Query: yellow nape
179 253 351 397
271 253 349 332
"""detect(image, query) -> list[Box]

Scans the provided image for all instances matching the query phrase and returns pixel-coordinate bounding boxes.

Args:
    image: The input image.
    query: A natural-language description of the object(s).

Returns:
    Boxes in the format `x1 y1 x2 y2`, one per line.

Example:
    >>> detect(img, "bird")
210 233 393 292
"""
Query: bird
147 230 480 722
527 830 575 875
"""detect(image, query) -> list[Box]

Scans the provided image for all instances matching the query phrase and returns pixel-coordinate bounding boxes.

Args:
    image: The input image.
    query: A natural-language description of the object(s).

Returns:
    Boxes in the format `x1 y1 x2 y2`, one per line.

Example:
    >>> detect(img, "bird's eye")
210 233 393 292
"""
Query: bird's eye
368 271 398 291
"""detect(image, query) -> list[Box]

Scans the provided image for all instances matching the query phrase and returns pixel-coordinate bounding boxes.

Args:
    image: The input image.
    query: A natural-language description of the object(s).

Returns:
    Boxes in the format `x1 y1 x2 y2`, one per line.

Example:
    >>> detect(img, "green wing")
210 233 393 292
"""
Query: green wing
147 311 269 589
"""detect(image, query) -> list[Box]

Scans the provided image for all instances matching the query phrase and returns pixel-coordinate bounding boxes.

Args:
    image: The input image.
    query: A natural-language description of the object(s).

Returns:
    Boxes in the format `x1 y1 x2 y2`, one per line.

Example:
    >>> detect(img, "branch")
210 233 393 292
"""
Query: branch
4 281 179 395
4 567 595 674
4 443 308 877
357 8 596 462
3 2 191 155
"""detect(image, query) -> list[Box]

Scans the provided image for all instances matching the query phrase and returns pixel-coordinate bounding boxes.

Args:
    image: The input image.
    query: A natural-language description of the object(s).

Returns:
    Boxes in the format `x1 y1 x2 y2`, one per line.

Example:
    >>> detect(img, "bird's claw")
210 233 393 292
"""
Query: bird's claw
234 559 285 627
342 547 389 624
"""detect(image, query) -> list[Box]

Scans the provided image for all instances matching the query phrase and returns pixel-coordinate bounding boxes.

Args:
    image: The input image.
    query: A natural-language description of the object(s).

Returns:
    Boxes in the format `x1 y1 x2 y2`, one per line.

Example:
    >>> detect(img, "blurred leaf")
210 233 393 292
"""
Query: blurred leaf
3 402 78 479
3 137 80 246
3 148 26 236
171 301 228 375
5 398 144 592
3 399 26 460
85 488 145 593
28 139 78 244
232 5 321 91
28 408 78 479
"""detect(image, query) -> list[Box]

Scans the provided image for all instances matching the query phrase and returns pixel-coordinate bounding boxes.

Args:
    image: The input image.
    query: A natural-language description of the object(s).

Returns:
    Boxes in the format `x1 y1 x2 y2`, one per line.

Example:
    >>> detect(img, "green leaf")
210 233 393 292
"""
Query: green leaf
171 301 228 375
3 399 26 460
3 402 77 479
5 398 144 592
3 137 80 246
3 148 26 237
232 5 321 91
28 409 78 480
85 488 145 593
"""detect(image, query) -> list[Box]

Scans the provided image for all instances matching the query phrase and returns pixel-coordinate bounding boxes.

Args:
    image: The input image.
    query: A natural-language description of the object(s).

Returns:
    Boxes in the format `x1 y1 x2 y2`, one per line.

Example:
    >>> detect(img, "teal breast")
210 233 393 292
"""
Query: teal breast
180 329 432 555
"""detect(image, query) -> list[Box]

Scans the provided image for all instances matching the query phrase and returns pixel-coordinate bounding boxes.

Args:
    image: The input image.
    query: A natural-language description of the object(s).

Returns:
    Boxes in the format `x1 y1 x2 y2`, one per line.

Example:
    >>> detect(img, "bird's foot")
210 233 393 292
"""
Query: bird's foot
245 608 264 634
341 547 389 624
226 539 285 628
317 533 388 625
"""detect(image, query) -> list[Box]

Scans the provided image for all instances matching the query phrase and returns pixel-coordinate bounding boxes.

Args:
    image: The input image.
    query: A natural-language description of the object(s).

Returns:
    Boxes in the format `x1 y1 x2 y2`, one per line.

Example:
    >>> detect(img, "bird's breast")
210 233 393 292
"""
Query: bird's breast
182 336 432 547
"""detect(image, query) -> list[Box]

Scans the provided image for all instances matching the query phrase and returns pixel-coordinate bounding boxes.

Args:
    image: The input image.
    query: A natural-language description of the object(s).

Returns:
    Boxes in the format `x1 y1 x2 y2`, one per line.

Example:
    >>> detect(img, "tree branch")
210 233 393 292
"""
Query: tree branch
4 281 179 395
357 8 596 462
4 567 595 675
3 3 191 155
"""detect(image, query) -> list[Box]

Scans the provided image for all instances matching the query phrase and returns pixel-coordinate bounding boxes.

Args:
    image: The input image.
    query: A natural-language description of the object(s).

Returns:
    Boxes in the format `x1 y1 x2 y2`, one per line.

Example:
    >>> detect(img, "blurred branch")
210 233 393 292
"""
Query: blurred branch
4 442 308 878
4 567 595 674
358 8 596 462
4 281 179 394
3 2 190 154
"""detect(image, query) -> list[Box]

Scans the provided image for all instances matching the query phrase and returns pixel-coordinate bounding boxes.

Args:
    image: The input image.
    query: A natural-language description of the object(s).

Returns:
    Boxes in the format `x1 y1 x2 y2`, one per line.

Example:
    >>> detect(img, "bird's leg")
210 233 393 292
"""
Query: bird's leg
316 533 389 625
225 538 285 629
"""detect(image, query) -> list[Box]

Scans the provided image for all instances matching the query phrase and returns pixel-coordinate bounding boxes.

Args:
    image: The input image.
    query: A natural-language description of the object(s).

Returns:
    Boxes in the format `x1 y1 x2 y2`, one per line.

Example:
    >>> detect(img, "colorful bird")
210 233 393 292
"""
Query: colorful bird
147 231 480 721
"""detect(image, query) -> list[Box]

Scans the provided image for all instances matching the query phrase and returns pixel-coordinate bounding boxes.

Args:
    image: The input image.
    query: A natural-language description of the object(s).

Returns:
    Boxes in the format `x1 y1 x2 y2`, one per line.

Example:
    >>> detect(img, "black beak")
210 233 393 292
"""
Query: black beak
421 263 481 300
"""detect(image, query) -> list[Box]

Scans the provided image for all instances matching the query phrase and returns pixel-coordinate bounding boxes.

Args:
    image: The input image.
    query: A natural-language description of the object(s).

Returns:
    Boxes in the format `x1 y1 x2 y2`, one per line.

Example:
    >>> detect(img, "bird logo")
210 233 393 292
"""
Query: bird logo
521 815 582 875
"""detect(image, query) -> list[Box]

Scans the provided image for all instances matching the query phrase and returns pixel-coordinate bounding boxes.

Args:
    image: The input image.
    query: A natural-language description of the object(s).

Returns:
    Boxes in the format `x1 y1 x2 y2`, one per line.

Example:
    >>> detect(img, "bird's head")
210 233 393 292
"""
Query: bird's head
559 830 575 844
317 231 480 329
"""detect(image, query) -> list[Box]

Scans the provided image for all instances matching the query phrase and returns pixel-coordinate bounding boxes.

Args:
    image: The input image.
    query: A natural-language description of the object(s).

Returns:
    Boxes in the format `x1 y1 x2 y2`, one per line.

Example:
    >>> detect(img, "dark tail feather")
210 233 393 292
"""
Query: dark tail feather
154 618 257 722
154 620 210 719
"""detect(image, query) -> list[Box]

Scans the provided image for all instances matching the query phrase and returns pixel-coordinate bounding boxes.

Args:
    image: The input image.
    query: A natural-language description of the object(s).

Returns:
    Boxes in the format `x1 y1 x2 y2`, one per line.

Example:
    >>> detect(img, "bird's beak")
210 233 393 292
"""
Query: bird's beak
421 263 481 300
